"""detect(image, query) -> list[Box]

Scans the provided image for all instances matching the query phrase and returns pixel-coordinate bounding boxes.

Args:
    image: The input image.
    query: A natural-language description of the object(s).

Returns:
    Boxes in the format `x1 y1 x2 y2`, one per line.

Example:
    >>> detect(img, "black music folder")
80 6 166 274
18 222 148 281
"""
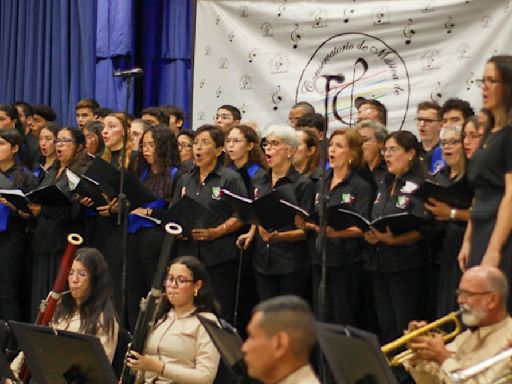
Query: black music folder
415 179 472 209
221 187 301 231
317 322 398 384
331 208 426 235
0 189 30 212
23 184 72 207
197 315 260 384
162 195 219 237
9 321 116 384
306 205 363 231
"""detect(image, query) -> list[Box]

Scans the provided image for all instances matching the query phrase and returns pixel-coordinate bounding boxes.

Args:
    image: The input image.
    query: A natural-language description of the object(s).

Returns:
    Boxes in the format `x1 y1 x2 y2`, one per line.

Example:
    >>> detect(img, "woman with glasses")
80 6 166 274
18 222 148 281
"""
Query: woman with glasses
29 127 90 320
0 129 37 321
240 124 315 301
127 256 220 383
296 128 373 326
11 248 120 377
363 131 429 343
169 124 247 323
462 116 483 159
459 55 512 310
424 126 473 316
125 124 180 330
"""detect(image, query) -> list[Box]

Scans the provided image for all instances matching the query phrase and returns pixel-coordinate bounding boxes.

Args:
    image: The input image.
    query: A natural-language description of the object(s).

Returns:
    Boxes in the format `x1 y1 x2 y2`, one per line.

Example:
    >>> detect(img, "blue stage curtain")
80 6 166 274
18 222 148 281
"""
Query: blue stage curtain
0 0 97 126
139 0 193 126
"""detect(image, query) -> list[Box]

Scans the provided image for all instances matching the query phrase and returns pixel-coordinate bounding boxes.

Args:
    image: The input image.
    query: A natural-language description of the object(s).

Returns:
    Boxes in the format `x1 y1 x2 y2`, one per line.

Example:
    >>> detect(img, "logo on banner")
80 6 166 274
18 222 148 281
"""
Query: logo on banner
296 32 410 131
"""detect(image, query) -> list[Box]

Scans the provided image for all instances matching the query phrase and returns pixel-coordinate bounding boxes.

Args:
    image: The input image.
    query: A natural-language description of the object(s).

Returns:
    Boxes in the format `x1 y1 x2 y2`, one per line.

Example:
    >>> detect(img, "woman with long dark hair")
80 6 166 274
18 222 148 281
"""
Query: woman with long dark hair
293 127 320 178
0 129 37 321
11 247 119 376
83 120 105 157
29 127 89 320
127 256 220 383
126 124 180 330
459 55 512 309
363 130 429 343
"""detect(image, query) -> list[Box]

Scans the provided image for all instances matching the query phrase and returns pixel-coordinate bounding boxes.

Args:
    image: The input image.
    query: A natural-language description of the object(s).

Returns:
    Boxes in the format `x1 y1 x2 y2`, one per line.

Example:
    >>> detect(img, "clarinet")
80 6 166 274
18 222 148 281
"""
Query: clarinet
20 233 83 383
120 222 182 384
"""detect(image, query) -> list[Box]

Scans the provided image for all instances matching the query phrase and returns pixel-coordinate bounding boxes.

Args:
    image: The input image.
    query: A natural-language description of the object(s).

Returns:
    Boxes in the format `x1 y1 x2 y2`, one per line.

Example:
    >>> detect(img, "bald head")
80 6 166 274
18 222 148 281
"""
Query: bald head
463 266 508 304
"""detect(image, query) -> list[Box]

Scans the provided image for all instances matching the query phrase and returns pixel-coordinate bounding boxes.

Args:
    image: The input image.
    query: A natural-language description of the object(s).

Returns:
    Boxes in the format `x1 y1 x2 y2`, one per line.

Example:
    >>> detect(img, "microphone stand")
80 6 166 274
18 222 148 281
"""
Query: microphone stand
116 72 135 330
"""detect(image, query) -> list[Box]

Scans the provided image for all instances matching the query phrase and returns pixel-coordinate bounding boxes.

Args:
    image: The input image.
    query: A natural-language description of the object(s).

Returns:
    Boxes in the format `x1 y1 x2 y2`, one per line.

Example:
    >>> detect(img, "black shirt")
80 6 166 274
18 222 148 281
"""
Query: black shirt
170 161 248 267
252 166 315 274
310 169 373 266
365 171 430 273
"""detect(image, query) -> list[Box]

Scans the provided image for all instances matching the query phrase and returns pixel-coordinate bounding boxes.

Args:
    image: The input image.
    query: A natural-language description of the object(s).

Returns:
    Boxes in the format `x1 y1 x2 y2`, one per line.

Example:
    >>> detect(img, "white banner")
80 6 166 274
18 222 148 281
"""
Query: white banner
192 0 512 133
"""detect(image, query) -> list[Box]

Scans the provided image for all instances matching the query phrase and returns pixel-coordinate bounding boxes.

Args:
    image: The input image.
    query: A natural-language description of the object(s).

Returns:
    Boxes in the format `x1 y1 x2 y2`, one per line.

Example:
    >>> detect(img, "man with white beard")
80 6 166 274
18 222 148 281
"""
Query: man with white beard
403 265 512 383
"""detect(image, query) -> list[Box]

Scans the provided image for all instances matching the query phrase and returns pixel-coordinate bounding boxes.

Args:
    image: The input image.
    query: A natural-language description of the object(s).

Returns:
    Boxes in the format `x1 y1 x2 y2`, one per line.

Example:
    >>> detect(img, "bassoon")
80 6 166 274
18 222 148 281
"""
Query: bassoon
20 233 83 383
120 222 182 384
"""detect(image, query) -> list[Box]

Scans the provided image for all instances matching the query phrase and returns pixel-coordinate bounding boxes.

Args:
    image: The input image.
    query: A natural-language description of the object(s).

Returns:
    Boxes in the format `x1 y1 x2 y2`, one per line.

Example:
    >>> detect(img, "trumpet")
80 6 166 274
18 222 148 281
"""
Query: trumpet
449 347 512 383
381 310 462 366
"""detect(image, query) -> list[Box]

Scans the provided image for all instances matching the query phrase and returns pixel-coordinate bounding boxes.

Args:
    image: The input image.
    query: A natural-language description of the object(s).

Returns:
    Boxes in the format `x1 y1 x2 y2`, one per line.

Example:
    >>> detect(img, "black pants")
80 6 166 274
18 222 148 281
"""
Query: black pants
0 231 24 321
208 260 238 324
254 267 309 302
312 263 363 325
373 268 424 344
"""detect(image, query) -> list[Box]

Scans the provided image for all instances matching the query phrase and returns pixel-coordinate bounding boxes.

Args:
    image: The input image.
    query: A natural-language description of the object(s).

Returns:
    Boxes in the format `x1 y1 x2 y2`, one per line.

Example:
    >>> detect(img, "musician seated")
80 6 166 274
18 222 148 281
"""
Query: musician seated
126 256 220 384
404 265 512 383
10 248 119 378
242 295 320 384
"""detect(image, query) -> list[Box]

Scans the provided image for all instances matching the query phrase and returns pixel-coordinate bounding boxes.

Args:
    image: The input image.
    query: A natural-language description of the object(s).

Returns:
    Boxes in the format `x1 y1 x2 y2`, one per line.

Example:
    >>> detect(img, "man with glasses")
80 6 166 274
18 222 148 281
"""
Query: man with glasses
404 265 512 384
416 101 444 175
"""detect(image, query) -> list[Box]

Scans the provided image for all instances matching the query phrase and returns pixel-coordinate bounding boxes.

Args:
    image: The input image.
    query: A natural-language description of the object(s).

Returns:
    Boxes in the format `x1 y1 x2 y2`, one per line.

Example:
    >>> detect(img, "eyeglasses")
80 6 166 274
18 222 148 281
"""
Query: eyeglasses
440 139 461 147
225 138 246 145
261 139 284 150
475 78 506 88
166 275 194 287
193 139 213 147
416 117 440 125
54 138 75 145
381 146 402 155
455 289 492 298
178 142 192 150
463 133 482 141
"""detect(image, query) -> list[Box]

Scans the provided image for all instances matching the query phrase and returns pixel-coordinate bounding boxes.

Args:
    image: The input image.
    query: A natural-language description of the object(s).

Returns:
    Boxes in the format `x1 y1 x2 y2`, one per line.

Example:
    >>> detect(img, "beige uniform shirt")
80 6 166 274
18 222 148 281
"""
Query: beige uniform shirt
405 316 512 384
276 364 321 384
143 308 220 384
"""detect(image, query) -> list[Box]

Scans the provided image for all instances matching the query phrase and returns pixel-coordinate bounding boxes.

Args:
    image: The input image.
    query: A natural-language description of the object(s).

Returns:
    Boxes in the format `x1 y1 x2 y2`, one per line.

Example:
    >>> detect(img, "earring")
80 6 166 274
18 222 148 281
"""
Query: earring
194 289 199 297
349 159 352 165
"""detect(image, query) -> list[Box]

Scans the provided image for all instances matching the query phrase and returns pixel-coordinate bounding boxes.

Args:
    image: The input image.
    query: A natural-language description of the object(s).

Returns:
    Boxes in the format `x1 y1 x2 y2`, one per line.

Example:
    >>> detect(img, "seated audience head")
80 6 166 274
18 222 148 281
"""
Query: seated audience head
225 124 265 169
293 128 320 176
457 265 508 327
14 101 33 132
75 98 100 129
216 105 241 136
0 104 19 130
141 106 168 126
328 128 364 172
193 124 224 170
356 119 387 168
288 101 315 128
160 256 220 317
163 105 186 134
177 130 194 163
242 295 316 384
439 125 465 177
129 119 151 151
296 113 325 140
261 124 299 171
416 101 442 150
440 98 475 128
55 247 117 336
356 98 387 126
31 104 57 136
384 130 424 178
83 120 105 156
462 116 483 159
480 55 512 128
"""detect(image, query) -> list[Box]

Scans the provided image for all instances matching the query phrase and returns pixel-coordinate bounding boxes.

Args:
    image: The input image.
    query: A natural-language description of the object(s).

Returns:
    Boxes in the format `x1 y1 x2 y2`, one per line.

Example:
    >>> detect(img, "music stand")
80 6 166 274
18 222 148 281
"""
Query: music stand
316 322 398 384
9 321 117 384
0 349 16 384
197 315 260 384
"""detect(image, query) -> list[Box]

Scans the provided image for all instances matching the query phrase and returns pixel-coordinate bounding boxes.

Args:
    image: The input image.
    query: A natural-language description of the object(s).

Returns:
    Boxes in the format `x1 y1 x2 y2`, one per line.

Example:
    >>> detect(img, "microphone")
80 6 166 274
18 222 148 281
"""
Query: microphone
113 67 143 78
